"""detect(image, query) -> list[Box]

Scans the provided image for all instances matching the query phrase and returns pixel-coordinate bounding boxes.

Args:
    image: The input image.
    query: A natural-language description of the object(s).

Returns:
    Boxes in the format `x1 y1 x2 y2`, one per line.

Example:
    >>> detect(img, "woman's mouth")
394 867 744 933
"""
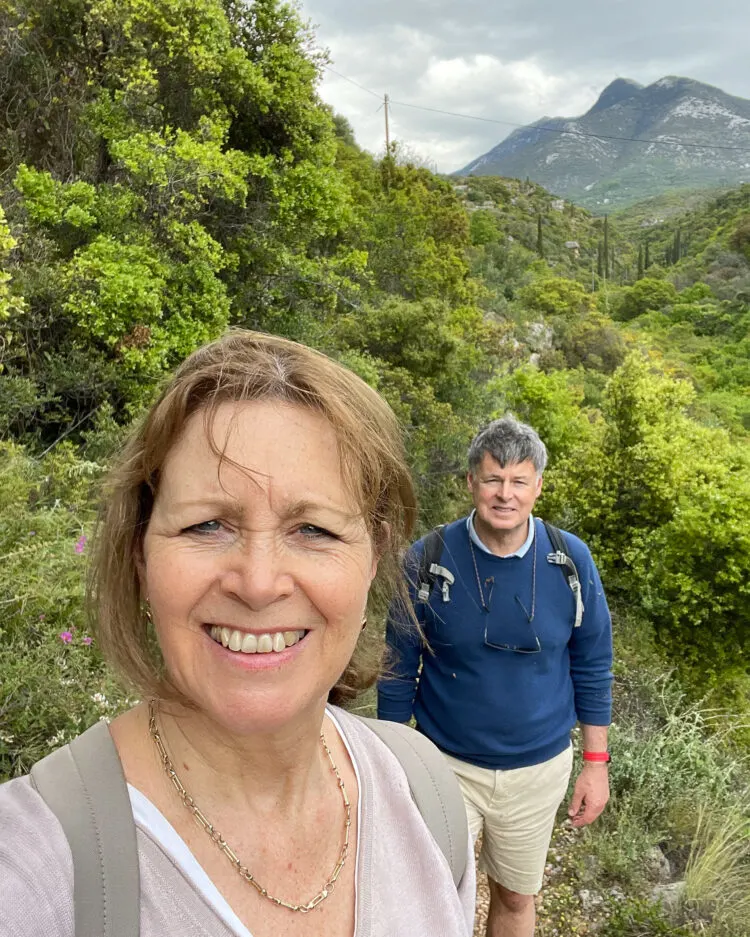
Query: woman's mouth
207 626 308 655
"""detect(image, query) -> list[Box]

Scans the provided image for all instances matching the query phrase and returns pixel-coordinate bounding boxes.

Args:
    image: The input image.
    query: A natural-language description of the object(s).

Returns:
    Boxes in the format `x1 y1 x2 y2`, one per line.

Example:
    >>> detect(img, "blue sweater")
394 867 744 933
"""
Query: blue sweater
377 518 613 769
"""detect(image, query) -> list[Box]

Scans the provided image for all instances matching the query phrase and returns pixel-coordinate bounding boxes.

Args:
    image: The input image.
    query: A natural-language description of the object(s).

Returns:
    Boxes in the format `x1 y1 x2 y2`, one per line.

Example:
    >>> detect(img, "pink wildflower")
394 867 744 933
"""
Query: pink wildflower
82 636 93 646
74 534 87 555
60 631 73 644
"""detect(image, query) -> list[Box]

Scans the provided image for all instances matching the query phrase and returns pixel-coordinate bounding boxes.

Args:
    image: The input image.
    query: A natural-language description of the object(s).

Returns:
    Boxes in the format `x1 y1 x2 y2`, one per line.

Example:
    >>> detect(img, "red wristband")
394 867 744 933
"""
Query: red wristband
582 750 611 763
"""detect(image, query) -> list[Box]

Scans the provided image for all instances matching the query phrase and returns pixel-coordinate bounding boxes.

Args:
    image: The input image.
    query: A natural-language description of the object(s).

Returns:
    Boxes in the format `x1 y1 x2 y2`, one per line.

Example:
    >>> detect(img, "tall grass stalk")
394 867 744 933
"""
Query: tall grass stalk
683 802 750 936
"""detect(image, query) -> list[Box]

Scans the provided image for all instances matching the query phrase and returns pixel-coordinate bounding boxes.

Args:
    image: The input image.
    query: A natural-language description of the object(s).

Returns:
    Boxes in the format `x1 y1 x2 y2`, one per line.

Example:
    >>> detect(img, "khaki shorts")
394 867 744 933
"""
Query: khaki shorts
443 745 573 895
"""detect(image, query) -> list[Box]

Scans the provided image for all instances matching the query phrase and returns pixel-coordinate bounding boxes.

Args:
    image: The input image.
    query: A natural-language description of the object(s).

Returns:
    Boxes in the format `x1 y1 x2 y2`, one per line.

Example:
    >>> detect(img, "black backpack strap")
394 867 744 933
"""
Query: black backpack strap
30 721 140 937
542 520 584 628
416 525 453 602
357 717 468 887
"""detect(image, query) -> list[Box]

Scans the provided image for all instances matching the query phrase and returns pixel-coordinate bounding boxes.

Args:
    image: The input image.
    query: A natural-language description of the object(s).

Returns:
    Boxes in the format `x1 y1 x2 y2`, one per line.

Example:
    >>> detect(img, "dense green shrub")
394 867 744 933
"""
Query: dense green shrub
599 897 694 937
0 441 132 780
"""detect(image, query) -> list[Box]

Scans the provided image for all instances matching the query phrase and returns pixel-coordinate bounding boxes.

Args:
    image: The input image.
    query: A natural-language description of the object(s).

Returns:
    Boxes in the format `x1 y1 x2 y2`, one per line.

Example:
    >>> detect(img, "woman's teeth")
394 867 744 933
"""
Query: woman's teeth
210 627 306 654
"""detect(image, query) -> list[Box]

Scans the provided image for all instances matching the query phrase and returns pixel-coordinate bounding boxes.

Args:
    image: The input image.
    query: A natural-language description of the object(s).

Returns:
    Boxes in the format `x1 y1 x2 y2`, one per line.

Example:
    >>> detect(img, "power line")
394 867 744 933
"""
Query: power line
322 64 382 100
322 65 750 154
390 99 750 153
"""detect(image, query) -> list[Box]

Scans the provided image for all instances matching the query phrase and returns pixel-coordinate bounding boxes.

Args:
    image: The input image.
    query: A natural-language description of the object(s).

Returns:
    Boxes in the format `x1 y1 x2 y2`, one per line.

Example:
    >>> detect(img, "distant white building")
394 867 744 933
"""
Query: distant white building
551 199 565 212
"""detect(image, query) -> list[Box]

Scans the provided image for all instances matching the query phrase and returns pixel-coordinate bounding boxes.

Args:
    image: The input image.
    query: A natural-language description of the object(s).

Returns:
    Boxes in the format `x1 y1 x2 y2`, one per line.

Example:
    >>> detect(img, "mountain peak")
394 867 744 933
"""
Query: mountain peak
644 75 720 98
456 74 750 211
588 78 643 114
649 75 694 90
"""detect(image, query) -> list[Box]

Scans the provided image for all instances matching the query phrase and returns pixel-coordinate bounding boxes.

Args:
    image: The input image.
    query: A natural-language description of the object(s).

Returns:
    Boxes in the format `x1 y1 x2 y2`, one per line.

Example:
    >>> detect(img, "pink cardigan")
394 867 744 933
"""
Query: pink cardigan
0 707 475 936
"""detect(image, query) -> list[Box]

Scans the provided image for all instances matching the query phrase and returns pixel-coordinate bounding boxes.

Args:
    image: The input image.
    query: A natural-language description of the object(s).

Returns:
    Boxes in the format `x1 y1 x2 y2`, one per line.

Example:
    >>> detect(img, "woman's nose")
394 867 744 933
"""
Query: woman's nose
219 534 294 609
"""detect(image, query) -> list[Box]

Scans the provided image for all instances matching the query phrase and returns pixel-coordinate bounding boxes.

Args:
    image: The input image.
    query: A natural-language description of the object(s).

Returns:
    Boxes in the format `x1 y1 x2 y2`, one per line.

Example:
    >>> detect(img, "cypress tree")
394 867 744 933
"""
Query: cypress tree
597 240 604 278
637 244 644 279
536 214 544 258
645 241 651 269
603 215 610 279
674 227 682 262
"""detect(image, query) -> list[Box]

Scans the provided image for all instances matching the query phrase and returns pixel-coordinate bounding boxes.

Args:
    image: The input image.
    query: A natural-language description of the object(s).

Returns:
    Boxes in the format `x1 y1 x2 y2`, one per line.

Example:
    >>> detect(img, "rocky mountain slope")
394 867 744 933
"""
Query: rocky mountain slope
458 77 750 211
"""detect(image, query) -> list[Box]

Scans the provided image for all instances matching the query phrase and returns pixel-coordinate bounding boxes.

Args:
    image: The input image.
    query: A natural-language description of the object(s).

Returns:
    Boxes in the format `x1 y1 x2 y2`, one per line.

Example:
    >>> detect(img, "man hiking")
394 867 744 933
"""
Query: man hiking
378 416 613 937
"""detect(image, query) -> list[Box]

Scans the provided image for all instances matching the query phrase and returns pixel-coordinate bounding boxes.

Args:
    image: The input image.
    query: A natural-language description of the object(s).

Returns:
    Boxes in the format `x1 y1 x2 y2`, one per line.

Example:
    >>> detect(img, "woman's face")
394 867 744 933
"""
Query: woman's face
141 400 377 735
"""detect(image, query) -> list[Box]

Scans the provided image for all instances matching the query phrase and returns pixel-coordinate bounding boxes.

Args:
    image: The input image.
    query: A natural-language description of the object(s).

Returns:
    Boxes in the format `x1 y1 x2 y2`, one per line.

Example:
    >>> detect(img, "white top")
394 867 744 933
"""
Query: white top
126 708 363 937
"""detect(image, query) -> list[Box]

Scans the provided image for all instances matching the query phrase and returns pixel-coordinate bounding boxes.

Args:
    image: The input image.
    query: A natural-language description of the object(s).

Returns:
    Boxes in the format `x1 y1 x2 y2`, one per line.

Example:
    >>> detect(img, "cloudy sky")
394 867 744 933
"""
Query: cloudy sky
299 0 750 173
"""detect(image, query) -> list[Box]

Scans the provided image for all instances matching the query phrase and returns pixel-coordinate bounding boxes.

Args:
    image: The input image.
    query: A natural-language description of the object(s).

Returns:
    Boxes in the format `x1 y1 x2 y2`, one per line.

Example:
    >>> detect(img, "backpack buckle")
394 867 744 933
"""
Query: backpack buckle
430 563 455 602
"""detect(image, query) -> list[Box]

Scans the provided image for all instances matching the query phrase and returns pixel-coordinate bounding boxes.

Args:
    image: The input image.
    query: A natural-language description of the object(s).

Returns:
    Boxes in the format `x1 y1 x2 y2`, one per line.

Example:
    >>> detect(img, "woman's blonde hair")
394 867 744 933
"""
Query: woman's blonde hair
90 330 417 705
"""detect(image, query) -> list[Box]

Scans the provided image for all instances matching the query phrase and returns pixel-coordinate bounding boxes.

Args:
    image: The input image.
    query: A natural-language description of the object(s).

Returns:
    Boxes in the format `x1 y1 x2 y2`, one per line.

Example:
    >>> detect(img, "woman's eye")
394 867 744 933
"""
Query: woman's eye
185 519 224 534
298 524 336 540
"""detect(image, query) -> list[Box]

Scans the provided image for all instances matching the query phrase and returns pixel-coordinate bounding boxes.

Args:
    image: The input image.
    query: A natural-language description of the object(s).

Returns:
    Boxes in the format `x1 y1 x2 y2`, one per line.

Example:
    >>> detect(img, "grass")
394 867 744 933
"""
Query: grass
682 804 750 935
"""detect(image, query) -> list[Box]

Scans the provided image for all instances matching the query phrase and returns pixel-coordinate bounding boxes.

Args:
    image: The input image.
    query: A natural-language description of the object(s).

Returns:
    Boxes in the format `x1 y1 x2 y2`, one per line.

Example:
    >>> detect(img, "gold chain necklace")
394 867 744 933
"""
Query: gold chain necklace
147 699 352 913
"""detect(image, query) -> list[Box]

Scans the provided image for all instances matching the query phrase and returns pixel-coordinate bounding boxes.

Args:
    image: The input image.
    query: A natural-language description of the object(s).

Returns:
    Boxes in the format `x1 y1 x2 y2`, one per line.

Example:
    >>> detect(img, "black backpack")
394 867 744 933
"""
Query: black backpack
416 520 584 627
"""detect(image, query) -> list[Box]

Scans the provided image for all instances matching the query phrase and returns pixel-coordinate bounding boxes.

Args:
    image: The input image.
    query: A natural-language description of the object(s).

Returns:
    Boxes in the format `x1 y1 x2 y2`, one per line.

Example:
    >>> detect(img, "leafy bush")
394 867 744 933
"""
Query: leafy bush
615 278 679 320
0 441 132 780
599 897 694 937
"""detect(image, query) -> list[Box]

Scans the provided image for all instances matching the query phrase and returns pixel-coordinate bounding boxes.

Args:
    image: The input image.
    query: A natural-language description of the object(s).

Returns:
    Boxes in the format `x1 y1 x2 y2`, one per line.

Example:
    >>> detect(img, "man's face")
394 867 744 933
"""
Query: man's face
467 454 543 540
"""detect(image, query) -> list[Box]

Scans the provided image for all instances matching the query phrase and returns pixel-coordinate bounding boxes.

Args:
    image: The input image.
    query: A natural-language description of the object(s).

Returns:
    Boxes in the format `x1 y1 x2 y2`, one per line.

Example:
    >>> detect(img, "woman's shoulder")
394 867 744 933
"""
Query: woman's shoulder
328 708 476 935
0 775 74 936
328 706 413 792
329 707 461 832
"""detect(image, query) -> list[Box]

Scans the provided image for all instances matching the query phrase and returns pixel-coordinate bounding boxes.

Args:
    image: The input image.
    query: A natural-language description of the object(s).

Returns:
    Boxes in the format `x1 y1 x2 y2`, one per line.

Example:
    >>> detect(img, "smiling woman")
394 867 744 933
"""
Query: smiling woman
139 399 380 737
0 331 475 937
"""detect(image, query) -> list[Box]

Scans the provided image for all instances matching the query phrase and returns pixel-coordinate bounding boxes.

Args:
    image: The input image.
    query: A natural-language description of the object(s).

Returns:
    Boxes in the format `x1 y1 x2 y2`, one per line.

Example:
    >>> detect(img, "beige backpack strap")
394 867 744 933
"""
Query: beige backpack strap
30 720 140 937
357 716 468 887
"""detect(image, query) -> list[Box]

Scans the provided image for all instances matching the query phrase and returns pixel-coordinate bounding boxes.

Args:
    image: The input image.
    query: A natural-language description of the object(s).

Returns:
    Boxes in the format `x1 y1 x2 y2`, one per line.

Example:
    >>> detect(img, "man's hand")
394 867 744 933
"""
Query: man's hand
567 762 609 827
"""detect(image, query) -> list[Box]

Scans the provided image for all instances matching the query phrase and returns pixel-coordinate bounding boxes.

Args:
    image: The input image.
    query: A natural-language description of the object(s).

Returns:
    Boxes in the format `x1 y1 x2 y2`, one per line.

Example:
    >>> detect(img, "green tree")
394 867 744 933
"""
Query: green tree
492 366 592 467
603 215 610 279
470 210 499 246
354 163 474 306
331 297 506 527
615 278 679 321
0 0 351 439
541 353 749 682
536 214 544 258
519 277 594 319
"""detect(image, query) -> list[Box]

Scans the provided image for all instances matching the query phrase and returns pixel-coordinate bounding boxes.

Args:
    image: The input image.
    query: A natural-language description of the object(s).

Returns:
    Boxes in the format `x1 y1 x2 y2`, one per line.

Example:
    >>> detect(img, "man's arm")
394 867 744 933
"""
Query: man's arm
567 545 613 827
377 548 425 723
568 723 610 827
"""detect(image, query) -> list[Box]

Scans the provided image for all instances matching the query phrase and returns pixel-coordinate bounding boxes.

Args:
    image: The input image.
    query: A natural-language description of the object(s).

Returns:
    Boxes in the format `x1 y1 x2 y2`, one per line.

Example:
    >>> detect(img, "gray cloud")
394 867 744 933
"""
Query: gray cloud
300 0 750 171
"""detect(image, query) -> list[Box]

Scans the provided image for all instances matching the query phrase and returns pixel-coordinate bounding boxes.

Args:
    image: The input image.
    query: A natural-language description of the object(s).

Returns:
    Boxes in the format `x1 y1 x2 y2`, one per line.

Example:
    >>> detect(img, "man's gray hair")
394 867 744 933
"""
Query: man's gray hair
468 416 548 475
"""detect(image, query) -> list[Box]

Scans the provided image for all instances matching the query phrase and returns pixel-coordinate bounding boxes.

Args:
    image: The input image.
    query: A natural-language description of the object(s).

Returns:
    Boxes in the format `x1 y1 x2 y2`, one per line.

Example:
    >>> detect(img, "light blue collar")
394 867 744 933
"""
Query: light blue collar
467 511 535 558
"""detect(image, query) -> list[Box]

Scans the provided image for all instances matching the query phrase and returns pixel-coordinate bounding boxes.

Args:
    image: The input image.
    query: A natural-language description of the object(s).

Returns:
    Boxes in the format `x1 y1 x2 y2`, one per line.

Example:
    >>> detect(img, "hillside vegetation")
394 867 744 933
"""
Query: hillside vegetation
0 4 749 936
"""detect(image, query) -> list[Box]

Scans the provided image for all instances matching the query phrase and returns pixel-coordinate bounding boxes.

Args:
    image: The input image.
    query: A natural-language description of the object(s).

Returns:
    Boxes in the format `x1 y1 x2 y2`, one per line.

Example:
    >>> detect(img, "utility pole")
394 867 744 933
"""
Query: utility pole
384 94 390 154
